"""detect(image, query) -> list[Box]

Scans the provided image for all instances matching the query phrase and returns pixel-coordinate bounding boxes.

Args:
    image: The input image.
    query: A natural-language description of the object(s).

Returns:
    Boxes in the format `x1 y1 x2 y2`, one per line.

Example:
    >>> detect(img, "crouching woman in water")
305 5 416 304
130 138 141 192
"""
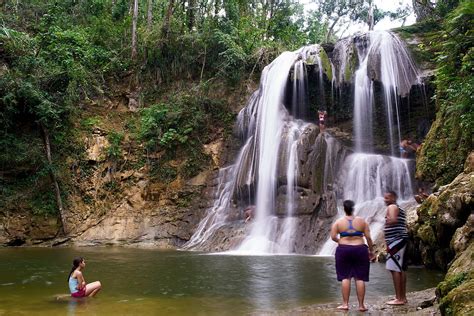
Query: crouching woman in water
68 257 102 298
330 200 375 312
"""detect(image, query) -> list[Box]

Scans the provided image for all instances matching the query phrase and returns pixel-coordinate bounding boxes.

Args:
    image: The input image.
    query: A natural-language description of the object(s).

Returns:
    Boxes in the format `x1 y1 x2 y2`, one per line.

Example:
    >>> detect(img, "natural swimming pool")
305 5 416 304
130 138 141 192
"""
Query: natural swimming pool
0 247 443 315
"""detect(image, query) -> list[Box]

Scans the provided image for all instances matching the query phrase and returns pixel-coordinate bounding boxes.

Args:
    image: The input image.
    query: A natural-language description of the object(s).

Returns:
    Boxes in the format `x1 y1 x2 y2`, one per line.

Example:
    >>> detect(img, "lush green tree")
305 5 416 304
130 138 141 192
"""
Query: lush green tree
311 0 413 42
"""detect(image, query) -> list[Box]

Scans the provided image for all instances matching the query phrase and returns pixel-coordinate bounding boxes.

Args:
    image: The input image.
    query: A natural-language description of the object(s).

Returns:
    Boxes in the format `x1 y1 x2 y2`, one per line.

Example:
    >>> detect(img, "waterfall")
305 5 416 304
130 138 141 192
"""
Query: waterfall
377 32 421 155
353 49 374 152
276 124 301 253
185 46 325 253
185 30 425 255
353 31 421 154
319 31 421 255
236 52 298 254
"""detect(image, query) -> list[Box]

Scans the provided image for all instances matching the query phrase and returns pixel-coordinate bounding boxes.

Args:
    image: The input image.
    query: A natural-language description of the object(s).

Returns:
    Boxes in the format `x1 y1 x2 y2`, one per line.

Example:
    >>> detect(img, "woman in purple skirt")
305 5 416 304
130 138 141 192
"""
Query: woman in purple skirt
330 200 375 312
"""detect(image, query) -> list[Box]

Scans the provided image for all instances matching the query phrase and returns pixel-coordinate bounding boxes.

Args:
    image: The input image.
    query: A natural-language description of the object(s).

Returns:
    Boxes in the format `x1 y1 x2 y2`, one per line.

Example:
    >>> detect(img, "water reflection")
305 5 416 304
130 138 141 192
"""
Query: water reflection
66 297 88 316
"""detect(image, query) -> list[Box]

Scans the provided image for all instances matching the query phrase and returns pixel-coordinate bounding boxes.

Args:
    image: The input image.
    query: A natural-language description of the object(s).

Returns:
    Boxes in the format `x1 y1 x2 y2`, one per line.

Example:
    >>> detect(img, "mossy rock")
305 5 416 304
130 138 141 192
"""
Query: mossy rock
319 49 332 82
418 223 437 246
445 242 474 281
439 278 474 316
393 20 440 38
437 242 474 315
344 47 358 82
417 195 440 222
437 272 468 298
416 99 472 188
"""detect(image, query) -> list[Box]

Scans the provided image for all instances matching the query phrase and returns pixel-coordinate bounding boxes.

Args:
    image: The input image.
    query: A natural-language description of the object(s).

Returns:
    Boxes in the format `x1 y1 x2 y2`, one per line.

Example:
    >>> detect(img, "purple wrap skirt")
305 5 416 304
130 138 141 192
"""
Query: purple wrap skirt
335 244 370 281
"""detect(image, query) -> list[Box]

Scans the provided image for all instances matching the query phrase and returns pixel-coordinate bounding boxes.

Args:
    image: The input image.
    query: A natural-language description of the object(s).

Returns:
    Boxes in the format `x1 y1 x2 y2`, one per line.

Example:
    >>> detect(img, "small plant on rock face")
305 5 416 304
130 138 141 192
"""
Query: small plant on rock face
107 131 124 161
81 116 102 130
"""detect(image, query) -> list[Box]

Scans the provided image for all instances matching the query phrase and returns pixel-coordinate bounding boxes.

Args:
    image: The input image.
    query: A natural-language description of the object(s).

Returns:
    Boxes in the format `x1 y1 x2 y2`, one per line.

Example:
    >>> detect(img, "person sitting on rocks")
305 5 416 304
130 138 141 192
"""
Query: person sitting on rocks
406 140 420 158
408 140 420 151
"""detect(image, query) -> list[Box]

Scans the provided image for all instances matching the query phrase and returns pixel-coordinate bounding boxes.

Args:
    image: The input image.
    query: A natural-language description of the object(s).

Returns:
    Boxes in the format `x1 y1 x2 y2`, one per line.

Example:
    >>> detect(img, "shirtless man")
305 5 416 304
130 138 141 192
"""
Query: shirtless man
384 191 409 305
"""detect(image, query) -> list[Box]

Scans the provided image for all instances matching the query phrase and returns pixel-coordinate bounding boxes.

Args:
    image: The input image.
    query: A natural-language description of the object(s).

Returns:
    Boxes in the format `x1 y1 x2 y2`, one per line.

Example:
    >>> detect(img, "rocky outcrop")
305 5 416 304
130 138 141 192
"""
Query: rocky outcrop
0 213 60 246
0 129 224 248
412 153 474 315
437 242 474 315
412 152 473 269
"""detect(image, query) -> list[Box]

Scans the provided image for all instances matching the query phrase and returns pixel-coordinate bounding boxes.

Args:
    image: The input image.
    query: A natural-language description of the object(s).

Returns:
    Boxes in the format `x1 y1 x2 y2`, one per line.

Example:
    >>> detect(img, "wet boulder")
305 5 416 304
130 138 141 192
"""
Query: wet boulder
275 186 321 216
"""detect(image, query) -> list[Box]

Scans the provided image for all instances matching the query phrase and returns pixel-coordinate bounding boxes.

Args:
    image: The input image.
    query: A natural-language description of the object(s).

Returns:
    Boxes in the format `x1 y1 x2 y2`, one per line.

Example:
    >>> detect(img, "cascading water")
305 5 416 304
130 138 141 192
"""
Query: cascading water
353 31 422 154
353 41 375 152
185 45 336 254
185 30 426 256
319 31 422 255
275 124 301 253
236 52 299 254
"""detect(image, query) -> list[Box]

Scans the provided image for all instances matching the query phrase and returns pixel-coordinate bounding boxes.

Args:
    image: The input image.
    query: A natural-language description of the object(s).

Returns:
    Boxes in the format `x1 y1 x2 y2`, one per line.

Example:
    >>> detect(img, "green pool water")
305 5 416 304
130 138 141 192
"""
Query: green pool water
0 247 443 315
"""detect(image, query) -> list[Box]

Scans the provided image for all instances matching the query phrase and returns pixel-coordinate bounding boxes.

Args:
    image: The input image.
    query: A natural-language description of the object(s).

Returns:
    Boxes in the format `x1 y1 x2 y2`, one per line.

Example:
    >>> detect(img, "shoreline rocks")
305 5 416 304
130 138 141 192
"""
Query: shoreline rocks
259 287 440 315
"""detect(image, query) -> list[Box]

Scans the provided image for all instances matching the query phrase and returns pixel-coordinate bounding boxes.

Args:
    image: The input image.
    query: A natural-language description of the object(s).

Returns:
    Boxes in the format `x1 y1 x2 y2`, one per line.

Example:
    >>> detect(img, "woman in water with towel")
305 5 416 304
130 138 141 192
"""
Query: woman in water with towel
330 200 375 312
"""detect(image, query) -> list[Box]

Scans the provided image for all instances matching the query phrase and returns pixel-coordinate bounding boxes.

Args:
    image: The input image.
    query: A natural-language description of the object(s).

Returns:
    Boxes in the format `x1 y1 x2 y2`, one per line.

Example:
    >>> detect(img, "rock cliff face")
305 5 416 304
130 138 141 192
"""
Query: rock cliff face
412 153 474 315
0 83 248 247
412 153 473 269
0 128 218 247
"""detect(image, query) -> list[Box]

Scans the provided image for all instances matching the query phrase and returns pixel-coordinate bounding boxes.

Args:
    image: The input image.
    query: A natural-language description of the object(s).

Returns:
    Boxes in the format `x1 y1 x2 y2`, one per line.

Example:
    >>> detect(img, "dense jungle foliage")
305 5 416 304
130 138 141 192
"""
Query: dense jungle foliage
415 0 473 187
0 0 472 217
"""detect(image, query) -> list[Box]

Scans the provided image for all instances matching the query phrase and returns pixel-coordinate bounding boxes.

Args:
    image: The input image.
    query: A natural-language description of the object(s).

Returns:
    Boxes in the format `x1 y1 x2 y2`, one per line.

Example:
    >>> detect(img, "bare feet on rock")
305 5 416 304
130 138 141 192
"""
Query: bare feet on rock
359 305 368 312
386 299 406 305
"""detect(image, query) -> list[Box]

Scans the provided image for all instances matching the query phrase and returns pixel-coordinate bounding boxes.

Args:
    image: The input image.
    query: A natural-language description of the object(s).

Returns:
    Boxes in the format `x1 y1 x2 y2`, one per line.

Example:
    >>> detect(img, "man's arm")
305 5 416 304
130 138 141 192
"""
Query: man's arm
385 204 399 226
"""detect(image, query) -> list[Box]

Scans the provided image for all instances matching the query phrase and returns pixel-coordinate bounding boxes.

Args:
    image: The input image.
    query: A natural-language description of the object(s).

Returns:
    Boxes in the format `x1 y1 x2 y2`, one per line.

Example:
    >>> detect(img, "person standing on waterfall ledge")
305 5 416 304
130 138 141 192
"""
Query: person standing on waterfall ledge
384 191 409 305
330 200 375 312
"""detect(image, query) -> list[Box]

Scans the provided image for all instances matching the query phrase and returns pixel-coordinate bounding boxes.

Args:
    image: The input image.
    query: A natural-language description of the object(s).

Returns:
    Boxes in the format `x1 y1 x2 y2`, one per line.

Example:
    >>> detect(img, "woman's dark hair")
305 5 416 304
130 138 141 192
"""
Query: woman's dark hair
67 257 84 281
386 190 398 198
343 200 355 216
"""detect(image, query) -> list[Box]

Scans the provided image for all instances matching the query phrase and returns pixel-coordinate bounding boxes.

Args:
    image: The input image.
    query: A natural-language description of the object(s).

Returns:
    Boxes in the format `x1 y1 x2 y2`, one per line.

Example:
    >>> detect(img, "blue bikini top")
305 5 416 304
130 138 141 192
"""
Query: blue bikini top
340 219 364 237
